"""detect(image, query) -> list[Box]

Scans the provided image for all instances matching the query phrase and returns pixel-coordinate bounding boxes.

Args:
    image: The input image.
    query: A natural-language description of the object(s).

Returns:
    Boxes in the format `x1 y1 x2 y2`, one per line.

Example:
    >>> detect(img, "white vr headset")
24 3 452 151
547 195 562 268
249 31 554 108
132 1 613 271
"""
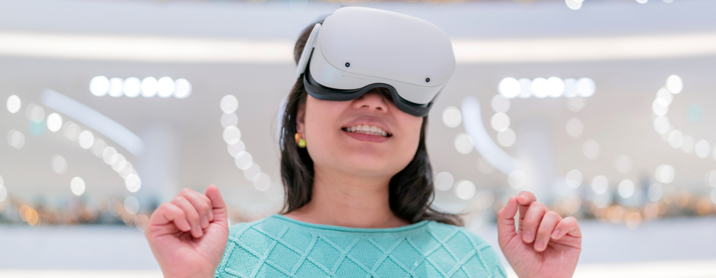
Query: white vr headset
295 6 456 117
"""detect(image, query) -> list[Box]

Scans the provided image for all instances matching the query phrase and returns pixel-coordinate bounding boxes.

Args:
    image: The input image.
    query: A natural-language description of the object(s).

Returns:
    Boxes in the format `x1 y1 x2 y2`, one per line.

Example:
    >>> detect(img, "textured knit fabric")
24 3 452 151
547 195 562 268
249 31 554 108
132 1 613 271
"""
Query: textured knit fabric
215 214 507 278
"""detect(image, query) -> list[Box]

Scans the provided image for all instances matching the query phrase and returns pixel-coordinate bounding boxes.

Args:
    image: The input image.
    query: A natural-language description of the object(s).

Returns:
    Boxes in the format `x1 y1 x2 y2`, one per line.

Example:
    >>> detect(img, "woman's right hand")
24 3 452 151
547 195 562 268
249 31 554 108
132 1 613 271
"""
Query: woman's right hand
145 185 229 278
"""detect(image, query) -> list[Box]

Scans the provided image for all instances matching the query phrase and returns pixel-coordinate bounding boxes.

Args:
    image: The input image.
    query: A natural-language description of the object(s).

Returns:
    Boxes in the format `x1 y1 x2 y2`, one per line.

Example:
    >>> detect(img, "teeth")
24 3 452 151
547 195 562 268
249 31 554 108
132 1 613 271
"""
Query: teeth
344 124 389 137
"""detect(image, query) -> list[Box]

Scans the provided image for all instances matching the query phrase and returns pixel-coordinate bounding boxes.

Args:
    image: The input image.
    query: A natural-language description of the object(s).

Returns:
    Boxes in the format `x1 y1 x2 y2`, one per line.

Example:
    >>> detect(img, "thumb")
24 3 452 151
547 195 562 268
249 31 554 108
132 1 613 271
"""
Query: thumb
496 196 519 247
205 185 228 227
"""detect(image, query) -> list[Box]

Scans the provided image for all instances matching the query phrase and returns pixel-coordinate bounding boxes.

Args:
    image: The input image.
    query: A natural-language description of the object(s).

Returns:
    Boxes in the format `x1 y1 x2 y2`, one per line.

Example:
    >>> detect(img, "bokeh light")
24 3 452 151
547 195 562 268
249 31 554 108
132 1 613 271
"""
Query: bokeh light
156 77 175 98
566 118 583 138
125 174 142 193
490 112 510 132
582 140 600 160
497 128 516 147
566 169 583 188
591 175 609 194
89 76 109 96
253 173 271 191
243 163 261 181
47 113 63 132
7 129 26 149
531 77 549 98
223 126 242 145
655 164 675 184
454 133 473 154
6 95 21 113
434 171 454 191
498 77 520 98
546 77 565 97
51 154 68 174
70 177 86 196
78 130 95 149
141 77 158 97
576 78 596 97
221 95 239 114
695 140 710 158
108 77 124 97
618 179 635 199
124 196 140 214
173 78 193 98
442 106 462 128
455 180 476 200
221 113 238 128
227 140 246 157
234 151 253 170
666 75 683 94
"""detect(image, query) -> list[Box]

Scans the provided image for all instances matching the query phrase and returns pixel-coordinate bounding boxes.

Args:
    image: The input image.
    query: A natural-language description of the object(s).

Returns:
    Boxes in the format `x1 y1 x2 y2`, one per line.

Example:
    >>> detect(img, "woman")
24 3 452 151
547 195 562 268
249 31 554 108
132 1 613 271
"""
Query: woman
145 7 581 278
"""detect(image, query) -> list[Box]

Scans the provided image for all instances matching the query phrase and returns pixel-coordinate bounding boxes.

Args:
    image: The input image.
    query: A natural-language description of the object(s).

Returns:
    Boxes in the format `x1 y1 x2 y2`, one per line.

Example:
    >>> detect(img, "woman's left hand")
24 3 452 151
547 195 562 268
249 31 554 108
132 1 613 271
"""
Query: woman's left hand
497 191 582 278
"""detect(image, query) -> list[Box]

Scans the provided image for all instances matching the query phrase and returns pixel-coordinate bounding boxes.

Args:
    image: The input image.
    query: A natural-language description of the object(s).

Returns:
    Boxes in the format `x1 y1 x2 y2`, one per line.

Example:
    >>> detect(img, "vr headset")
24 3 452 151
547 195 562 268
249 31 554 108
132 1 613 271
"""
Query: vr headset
295 7 456 117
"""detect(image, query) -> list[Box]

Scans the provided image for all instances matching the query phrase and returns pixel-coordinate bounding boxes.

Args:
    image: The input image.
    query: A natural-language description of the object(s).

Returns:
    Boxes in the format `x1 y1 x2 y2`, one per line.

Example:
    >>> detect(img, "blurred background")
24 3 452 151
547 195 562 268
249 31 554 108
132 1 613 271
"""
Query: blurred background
1 0 715 277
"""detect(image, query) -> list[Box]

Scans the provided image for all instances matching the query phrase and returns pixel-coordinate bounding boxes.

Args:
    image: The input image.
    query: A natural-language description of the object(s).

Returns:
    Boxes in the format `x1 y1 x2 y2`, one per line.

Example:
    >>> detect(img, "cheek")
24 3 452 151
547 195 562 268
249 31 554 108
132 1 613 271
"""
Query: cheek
394 116 423 163
303 99 345 162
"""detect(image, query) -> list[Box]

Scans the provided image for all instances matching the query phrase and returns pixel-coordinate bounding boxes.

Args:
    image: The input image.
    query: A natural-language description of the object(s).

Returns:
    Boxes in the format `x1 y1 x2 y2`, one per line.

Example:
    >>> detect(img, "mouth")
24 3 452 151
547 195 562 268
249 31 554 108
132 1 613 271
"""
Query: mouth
341 124 392 138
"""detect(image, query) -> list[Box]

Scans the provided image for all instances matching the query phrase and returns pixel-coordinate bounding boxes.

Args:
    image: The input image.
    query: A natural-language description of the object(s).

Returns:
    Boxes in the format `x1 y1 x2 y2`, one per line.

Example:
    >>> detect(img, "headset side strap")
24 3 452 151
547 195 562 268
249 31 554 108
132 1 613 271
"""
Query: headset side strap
295 23 322 80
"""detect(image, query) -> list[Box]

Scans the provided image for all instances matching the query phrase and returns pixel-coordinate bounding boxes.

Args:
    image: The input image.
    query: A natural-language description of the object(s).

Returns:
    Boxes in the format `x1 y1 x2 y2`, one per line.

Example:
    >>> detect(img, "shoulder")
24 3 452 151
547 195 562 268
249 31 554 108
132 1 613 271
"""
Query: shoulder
420 221 508 278
215 217 284 278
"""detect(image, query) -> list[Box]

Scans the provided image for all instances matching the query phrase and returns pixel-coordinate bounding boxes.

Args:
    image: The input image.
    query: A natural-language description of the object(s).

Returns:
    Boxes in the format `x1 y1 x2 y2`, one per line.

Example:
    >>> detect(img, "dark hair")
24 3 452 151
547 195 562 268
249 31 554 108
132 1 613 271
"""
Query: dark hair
279 20 462 226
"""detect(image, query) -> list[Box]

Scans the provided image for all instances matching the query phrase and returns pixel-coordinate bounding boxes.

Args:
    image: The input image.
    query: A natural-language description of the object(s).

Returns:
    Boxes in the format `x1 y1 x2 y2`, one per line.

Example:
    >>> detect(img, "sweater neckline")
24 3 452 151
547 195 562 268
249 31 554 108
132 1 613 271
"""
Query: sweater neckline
269 214 430 233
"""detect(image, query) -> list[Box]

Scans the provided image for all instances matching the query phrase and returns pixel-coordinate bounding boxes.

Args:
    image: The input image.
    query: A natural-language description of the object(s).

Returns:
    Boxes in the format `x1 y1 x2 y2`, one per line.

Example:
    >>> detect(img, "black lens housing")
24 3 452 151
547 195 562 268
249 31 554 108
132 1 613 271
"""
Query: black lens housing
302 61 434 117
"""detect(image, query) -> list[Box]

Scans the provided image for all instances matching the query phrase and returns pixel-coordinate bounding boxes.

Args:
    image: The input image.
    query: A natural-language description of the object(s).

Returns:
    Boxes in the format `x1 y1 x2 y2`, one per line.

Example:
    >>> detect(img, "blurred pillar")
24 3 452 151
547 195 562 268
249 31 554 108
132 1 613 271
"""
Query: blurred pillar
513 118 557 203
135 122 178 210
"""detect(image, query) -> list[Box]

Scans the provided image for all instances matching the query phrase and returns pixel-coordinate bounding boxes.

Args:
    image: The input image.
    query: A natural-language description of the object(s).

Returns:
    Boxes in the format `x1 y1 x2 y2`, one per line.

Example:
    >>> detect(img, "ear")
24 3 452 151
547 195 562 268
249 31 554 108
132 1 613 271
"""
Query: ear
295 101 306 135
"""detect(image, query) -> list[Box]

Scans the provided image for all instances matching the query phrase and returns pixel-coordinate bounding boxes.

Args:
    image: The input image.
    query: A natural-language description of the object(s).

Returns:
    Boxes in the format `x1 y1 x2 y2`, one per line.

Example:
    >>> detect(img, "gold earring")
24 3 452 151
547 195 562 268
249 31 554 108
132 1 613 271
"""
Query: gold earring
295 133 306 148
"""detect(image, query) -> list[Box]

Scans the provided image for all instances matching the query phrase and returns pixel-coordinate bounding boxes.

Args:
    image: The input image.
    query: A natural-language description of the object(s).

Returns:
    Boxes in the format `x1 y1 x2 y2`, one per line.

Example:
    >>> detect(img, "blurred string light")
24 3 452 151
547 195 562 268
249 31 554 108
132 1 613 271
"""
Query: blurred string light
565 0 584 10
90 76 192 99
12 99 143 194
651 75 715 160
498 77 595 99
220 94 276 194
42 89 144 155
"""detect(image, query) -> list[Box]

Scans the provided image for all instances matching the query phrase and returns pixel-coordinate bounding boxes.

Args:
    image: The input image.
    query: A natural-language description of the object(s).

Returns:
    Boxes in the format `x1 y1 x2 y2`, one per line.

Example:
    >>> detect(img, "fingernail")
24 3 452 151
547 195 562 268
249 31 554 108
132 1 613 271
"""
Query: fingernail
209 211 214 222
535 240 545 251
195 225 203 237
201 216 209 228
523 231 532 242
551 229 560 239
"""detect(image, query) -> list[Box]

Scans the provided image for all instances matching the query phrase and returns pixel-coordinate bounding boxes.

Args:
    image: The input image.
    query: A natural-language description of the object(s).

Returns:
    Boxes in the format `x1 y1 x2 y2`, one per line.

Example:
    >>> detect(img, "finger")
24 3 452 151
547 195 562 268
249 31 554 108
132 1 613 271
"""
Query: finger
516 191 537 231
180 188 212 229
552 216 582 240
205 185 228 225
149 203 191 232
534 211 562 252
520 201 547 244
172 196 203 238
496 196 519 246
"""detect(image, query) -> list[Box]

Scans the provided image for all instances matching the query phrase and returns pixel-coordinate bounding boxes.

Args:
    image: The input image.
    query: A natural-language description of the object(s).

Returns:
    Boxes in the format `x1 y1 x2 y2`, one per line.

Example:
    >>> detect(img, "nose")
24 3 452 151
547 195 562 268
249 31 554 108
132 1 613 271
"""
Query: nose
352 89 389 113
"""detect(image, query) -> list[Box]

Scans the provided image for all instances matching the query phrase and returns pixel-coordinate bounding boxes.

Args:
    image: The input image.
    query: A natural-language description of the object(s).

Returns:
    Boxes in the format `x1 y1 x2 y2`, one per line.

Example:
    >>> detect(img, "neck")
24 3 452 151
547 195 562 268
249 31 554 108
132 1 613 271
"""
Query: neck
283 166 409 228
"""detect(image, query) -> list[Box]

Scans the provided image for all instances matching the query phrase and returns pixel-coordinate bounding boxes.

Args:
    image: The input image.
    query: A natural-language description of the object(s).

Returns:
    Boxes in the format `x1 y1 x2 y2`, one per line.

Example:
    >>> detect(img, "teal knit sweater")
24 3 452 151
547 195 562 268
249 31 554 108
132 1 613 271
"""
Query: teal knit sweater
215 214 507 278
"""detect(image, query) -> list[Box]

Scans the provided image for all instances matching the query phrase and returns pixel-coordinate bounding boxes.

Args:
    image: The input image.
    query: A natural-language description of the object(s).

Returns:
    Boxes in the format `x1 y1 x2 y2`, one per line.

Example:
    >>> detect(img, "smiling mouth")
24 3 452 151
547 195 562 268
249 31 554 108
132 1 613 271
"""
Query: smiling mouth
341 124 392 137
